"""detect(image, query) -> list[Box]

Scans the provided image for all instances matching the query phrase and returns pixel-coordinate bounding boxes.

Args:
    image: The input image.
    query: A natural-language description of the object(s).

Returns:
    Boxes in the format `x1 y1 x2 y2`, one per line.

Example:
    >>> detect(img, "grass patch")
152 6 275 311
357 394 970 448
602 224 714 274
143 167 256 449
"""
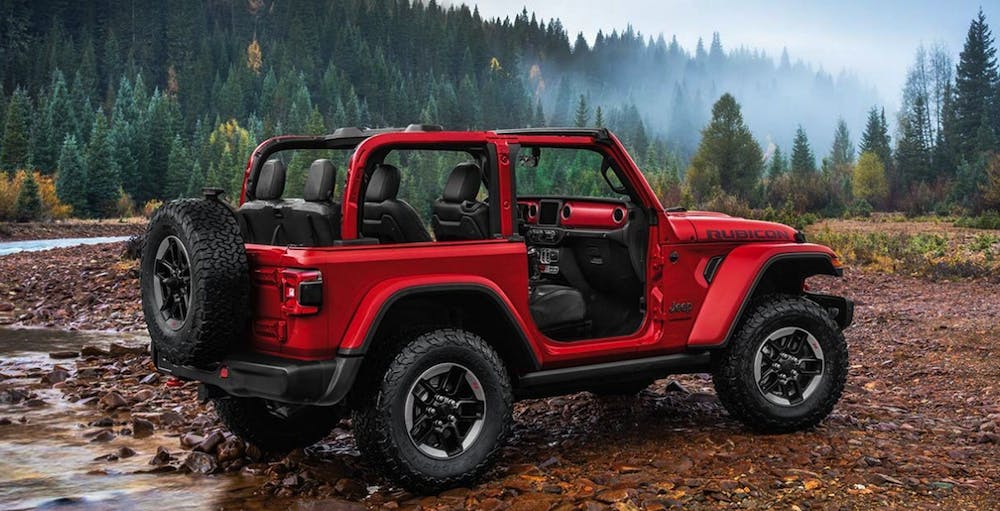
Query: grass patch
809 226 999 280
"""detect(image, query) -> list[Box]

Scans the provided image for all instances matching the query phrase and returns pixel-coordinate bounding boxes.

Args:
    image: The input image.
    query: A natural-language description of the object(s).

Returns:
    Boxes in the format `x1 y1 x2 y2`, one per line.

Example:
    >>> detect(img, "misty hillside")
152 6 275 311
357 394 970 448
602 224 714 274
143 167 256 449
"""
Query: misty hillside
0 0 876 161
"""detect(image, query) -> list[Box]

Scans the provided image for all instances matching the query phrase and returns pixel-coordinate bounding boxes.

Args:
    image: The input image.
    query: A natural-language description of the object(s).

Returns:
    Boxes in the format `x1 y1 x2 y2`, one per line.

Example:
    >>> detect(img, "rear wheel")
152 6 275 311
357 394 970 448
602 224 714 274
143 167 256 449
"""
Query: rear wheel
352 329 513 493
213 397 342 453
713 294 848 433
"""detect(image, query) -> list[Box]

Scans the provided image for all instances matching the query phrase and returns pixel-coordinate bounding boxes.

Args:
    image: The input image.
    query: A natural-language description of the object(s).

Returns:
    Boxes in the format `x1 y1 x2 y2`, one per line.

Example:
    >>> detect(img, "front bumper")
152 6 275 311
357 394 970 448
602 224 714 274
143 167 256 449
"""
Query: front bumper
806 292 854 330
156 351 363 406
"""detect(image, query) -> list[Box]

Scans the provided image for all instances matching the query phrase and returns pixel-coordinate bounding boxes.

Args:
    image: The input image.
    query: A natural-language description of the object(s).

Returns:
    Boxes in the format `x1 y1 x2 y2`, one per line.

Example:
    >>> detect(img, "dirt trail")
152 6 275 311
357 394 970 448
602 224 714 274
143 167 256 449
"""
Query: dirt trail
0 243 998 509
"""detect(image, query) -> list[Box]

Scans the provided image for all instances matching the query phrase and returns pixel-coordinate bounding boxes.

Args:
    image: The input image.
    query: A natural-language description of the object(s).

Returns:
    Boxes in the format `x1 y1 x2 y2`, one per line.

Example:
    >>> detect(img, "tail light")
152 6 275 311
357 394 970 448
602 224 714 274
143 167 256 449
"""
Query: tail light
280 269 323 316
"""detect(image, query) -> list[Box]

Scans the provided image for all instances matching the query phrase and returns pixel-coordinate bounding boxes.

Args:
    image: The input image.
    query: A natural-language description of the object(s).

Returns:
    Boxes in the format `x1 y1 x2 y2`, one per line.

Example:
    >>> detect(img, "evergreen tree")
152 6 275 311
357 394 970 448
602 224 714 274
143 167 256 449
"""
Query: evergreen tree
895 95 933 187
85 110 120 217
829 118 854 168
790 125 816 177
1 87 32 172
55 135 89 217
594 106 605 128
574 94 589 127
954 9 998 160
859 107 892 171
684 93 763 201
165 134 191 199
15 172 42 222
768 146 788 177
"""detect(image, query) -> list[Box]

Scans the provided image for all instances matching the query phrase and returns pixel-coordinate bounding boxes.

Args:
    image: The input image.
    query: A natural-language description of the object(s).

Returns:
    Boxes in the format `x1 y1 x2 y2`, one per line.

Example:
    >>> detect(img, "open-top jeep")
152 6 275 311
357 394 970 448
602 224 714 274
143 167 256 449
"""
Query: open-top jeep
140 125 852 492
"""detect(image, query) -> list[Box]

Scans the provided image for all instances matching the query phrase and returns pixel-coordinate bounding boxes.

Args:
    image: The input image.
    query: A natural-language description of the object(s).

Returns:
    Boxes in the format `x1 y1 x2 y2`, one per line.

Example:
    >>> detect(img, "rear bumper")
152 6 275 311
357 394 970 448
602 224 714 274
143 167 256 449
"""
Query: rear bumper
155 351 362 406
806 292 854 330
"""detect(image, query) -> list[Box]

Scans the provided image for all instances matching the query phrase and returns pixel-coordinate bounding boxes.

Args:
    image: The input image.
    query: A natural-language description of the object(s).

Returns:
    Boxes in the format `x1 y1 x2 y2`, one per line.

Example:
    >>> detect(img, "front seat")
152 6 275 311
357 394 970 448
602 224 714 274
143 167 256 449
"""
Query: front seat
362 164 431 243
238 159 288 245
529 284 587 332
432 162 489 241
283 159 341 245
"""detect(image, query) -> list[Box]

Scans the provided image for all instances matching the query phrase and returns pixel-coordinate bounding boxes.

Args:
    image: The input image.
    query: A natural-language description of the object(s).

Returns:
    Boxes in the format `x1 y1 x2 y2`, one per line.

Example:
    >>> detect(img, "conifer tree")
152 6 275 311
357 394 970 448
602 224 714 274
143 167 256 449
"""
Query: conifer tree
165 134 191 199
86 110 120 217
954 9 998 160
790 125 816 177
15 171 42 222
1 87 32 172
829 118 855 168
684 93 763 201
574 94 590 127
768 146 788 177
55 135 89 217
859 107 892 170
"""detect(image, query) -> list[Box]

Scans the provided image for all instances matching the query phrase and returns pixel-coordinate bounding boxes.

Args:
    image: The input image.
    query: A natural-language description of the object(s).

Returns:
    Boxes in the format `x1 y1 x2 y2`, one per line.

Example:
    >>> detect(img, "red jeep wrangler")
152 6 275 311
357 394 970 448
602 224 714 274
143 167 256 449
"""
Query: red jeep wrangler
140 126 852 492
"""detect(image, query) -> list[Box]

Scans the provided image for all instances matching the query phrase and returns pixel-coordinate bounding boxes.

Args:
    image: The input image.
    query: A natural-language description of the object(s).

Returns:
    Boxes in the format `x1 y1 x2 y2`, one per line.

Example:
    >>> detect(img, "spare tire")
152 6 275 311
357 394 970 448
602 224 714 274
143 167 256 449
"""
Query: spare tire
140 198 249 368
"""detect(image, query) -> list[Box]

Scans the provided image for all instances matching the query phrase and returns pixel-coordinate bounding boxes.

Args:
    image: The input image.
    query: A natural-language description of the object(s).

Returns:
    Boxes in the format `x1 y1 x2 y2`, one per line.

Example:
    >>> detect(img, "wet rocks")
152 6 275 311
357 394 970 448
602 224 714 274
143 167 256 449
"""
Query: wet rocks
0 417 11 426
48 351 79 359
216 437 245 463
193 431 225 453
88 429 116 442
98 391 127 411
149 446 172 466
41 367 71 385
0 388 29 404
81 346 109 357
132 417 155 438
183 451 219 475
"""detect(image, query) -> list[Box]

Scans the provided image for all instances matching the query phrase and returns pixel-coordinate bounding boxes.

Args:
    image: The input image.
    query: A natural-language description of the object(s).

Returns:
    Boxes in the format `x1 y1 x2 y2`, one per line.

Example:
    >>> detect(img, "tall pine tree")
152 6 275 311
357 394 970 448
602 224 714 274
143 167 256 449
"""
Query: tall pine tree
1 87 32 172
85 110 120 217
790 125 816 177
684 93 763 201
954 9 998 161
55 135 89 217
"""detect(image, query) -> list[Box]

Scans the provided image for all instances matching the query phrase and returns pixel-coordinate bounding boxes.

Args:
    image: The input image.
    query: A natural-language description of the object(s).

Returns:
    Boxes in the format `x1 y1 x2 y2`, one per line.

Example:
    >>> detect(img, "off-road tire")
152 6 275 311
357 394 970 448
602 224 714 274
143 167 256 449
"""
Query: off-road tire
213 397 342 452
140 198 249 368
352 329 513 493
588 379 653 396
713 294 847 433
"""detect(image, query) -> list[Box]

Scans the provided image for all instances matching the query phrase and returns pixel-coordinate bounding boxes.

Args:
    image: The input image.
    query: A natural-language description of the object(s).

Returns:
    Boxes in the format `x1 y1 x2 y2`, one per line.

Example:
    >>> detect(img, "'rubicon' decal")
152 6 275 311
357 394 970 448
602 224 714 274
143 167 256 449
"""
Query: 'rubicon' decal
705 229 791 241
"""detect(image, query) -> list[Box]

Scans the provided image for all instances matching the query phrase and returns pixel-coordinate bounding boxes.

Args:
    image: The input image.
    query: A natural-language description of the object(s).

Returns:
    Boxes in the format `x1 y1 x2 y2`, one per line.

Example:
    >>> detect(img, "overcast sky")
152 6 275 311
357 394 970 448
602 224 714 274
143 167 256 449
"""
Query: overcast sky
461 0 997 112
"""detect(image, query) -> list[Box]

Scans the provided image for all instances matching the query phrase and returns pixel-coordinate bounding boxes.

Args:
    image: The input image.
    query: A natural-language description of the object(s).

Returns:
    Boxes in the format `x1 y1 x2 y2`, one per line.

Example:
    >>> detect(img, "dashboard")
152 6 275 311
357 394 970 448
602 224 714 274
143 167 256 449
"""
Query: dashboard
519 198 628 230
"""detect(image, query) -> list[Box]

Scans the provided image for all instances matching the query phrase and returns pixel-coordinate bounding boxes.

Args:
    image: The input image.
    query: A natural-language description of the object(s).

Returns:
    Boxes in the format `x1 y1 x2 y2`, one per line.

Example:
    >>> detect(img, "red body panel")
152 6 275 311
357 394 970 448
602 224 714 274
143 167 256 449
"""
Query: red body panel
686 242 837 346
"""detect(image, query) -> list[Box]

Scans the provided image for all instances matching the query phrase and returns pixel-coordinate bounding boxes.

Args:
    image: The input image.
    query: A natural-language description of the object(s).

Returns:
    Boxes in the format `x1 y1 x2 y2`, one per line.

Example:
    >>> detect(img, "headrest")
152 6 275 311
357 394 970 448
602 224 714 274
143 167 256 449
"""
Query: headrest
256 159 286 200
304 159 337 202
366 164 401 202
443 162 482 202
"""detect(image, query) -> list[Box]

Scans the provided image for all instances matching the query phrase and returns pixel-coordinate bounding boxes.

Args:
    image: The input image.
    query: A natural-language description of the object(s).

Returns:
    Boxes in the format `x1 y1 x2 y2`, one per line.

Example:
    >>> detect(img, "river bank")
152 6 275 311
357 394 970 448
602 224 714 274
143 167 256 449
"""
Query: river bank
0 220 144 243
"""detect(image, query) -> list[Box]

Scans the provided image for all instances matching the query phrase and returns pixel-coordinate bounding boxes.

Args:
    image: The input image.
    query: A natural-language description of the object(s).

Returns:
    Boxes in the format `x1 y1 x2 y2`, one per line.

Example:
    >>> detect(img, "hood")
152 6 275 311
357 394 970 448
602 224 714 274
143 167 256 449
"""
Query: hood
666 211 800 243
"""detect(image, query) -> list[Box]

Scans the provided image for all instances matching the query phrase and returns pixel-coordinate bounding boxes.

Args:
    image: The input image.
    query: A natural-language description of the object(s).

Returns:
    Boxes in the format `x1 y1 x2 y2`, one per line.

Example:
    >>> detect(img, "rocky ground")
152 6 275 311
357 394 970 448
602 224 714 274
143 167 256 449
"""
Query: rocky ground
0 241 998 509
0 242 143 331
0 220 144 242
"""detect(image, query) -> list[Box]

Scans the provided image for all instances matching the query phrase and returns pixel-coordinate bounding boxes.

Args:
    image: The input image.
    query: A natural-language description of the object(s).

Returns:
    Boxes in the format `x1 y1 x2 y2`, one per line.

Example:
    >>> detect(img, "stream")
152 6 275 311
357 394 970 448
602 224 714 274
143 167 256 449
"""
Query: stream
0 237 131 257
0 327 308 510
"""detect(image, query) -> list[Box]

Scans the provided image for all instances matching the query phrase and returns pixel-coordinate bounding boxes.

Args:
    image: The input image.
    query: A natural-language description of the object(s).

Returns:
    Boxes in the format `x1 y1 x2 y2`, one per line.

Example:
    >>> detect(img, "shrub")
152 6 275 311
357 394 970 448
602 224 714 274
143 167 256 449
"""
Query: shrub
142 199 164 218
845 199 874 218
35 172 71 220
955 211 1000 230
116 190 136 218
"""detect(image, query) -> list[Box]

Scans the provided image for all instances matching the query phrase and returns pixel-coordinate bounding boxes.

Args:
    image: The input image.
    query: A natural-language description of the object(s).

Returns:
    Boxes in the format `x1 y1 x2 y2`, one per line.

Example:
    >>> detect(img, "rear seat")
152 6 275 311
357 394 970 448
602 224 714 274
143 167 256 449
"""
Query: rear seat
281 159 341 245
238 158 342 246
239 159 290 245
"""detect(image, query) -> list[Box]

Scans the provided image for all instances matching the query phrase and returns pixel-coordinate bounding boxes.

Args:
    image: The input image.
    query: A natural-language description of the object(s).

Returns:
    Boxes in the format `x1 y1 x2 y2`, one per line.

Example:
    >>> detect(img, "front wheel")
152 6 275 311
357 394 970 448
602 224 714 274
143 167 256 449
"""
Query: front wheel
352 329 513 493
713 294 848 433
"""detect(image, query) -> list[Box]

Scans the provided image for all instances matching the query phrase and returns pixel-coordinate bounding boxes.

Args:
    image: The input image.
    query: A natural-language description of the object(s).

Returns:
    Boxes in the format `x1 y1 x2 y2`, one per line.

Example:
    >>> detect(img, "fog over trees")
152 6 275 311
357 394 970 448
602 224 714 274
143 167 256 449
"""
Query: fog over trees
0 1 995 220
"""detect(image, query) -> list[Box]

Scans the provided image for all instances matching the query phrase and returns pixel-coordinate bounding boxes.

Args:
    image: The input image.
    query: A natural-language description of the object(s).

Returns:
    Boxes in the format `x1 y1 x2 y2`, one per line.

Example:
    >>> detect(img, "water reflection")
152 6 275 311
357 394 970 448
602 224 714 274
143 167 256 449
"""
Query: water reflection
0 327 297 510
